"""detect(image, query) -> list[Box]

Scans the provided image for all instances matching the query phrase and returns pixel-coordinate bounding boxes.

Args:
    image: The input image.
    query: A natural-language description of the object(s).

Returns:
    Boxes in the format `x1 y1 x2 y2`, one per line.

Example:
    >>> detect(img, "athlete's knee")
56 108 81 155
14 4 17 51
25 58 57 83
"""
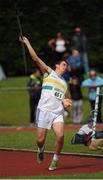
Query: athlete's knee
37 134 45 145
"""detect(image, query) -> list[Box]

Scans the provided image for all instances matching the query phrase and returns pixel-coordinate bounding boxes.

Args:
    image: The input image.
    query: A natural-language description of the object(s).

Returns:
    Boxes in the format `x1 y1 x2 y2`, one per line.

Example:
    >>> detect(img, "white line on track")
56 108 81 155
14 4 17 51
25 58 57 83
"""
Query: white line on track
0 147 103 158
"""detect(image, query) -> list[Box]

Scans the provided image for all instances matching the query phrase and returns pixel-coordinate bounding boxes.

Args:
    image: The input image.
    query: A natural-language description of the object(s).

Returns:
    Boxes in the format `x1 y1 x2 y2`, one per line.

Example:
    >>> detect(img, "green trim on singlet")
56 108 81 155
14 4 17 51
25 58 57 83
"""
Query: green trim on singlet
42 85 64 94
54 88 64 93
42 85 53 90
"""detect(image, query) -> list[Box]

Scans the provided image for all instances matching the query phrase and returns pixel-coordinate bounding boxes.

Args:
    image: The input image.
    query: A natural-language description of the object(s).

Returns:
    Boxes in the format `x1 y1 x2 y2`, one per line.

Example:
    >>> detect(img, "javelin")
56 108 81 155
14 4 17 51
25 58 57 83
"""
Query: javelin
15 5 27 74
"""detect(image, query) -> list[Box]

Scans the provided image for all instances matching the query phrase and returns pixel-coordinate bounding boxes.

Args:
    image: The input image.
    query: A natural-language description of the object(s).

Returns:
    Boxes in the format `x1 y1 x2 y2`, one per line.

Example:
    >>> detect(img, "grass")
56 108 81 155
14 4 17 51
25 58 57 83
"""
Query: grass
0 76 29 126
0 76 29 88
8 172 103 179
0 130 103 155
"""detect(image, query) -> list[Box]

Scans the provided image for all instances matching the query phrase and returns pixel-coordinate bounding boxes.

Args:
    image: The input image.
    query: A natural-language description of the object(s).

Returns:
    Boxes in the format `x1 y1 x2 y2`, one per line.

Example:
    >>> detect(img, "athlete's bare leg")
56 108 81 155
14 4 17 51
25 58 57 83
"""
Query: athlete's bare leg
36 127 48 163
36 127 48 148
49 122 64 170
52 122 64 155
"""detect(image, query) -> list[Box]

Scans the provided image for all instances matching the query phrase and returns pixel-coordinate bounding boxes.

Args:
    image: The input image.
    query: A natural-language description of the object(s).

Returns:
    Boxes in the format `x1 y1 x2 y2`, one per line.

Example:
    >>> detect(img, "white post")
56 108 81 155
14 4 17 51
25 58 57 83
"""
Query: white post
92 87 100 140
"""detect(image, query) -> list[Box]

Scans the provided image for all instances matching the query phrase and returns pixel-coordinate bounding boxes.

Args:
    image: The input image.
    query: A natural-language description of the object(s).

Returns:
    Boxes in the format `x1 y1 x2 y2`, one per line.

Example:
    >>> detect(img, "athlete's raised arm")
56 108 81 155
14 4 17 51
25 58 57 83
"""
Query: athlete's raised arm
19 36 51 74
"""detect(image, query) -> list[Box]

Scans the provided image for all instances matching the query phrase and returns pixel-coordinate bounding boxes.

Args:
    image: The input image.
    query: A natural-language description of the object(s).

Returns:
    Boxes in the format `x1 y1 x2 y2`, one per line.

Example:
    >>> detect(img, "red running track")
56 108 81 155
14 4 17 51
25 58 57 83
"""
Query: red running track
0 150 103 178
0 124 103 132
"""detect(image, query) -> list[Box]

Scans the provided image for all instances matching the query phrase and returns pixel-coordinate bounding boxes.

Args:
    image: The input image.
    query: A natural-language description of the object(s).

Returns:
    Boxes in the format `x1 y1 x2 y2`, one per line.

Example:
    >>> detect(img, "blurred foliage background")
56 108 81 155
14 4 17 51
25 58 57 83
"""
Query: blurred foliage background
0 0 103 76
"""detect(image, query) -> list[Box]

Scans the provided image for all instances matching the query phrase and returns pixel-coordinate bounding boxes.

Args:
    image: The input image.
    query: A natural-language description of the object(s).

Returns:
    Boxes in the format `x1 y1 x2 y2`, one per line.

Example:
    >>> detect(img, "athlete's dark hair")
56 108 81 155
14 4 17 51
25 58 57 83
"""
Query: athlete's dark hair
52 59 66 70
56 59 67 65
32 68 40 74
53 54 68 70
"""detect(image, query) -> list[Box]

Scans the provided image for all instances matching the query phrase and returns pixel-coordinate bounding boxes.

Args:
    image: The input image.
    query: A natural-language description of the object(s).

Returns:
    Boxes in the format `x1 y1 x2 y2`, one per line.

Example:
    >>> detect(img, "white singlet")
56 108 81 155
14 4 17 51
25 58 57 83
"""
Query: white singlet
37 70 67 115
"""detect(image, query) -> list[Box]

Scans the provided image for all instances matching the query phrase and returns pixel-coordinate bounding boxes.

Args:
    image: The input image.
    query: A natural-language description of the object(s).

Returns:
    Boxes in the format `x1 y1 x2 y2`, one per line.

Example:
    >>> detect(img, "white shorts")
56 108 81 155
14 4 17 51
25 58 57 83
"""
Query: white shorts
36 108 64 130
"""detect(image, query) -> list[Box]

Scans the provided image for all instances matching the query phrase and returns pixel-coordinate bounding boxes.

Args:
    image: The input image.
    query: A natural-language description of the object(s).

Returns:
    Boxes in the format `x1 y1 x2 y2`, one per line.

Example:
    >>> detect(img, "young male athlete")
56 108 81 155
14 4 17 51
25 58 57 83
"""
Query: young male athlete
19 36 72 170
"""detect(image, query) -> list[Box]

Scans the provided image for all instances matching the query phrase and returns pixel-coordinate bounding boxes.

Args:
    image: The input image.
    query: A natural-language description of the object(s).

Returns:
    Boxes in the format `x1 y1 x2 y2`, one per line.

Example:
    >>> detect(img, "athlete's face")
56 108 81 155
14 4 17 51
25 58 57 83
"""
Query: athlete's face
57 61 67 75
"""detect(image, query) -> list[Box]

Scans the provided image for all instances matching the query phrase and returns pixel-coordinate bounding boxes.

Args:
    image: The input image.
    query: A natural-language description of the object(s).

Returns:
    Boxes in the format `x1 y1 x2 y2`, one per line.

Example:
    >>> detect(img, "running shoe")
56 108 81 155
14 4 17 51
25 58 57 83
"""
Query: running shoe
37 147 44 163
48 159 58 171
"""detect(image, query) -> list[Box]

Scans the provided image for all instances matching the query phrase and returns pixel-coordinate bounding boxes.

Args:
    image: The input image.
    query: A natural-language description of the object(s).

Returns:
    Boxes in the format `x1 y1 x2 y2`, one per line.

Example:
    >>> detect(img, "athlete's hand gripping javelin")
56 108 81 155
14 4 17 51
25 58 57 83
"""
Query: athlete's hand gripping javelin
19 36 51 74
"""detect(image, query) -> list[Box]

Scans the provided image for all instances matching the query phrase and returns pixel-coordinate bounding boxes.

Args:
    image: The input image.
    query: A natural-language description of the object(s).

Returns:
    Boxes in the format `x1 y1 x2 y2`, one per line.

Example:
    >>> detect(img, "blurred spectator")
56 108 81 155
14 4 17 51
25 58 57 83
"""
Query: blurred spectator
48 32 69 66
67 50 84 83
71 117 93 145
27 69 42 127
82 69 103 123
71 117 103 150
62 53 71 81
69 77 83 124
71 27 89 74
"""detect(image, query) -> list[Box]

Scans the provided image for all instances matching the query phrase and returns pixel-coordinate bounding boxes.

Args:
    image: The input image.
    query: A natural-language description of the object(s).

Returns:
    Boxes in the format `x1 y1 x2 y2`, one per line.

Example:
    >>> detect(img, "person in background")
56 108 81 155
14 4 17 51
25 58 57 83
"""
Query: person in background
82 69 103 123
67 49 84 83
48 32 69 66
71 27 89 74
69 77 83 124
62 53 71 82
71 117 103 150
27 68 42 127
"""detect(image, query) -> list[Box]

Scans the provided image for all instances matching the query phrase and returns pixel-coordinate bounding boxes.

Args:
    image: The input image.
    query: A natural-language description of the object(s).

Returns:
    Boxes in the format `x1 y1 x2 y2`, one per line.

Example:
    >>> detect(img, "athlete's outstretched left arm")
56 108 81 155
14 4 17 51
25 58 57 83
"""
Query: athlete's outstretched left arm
19 36 51 74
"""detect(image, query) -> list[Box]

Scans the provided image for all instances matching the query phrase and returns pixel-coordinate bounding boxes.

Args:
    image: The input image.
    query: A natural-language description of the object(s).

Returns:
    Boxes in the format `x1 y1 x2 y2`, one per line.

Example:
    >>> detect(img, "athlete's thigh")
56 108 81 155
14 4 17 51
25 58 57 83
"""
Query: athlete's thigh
37 127 48 140
52 122 64 137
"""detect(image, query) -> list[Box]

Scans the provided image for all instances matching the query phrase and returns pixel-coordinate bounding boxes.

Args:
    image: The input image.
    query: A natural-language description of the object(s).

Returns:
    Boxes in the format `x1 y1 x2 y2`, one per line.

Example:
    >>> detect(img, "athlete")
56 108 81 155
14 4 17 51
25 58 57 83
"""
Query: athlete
19 36 72 171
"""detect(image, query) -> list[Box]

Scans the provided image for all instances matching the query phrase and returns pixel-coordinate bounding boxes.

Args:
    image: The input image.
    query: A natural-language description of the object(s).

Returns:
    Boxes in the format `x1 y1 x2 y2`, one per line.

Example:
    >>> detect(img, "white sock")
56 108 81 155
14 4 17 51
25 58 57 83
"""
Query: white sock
53 154 59 161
